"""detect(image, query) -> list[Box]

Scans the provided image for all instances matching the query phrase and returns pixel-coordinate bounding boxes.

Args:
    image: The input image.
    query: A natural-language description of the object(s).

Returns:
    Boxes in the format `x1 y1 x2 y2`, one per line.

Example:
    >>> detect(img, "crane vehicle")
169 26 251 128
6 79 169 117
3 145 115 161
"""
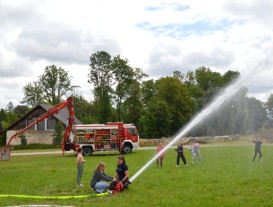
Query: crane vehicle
1 97 75 160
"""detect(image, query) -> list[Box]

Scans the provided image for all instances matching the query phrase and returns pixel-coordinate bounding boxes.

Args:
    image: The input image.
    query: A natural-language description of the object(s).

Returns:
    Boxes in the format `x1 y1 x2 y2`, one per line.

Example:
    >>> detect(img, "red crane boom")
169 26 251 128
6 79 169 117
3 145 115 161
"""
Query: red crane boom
6 97 75 155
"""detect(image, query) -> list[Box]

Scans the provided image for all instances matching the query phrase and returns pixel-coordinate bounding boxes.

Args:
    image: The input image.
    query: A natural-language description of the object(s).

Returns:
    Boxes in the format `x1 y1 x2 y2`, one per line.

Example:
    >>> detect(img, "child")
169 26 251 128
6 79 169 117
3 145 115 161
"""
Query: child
156 140 165 167
176 142 187 167
76 148 86 187
253 137 262 161
191 139 202 164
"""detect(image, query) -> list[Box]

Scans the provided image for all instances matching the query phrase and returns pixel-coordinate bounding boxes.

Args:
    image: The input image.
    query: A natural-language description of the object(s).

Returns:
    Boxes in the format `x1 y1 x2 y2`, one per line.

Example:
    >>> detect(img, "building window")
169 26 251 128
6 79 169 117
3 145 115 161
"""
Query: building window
37 120 45 130
47 118 55 129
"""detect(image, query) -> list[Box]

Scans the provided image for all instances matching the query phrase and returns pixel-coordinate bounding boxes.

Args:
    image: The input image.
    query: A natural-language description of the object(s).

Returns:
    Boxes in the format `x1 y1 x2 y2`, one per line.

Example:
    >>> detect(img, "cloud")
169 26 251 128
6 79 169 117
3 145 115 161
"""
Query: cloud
224 0 273 27
147 43 235 77
0 1 43 27
145 2 190 12
0 0 273 108
12 26 120 64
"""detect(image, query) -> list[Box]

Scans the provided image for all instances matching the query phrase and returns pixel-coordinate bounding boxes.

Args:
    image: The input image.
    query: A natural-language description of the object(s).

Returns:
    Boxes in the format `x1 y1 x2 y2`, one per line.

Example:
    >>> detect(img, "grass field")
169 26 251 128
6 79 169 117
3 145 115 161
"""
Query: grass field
1 145 273 207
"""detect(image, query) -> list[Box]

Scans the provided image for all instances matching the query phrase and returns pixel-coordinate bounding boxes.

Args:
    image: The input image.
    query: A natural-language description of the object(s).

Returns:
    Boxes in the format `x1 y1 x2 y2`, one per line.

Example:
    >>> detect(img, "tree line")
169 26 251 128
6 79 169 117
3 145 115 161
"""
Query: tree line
1 51 273 143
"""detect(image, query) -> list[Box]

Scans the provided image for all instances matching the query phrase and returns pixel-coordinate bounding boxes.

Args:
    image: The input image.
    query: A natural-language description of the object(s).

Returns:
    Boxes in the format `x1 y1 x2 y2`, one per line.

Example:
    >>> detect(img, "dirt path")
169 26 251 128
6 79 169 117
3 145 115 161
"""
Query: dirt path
11 150 74 156
9 143 261 156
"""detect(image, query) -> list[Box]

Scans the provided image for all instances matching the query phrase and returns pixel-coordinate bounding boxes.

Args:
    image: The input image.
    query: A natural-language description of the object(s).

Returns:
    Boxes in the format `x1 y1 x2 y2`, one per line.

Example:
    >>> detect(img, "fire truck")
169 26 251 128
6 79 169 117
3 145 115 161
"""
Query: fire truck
72 122 139 156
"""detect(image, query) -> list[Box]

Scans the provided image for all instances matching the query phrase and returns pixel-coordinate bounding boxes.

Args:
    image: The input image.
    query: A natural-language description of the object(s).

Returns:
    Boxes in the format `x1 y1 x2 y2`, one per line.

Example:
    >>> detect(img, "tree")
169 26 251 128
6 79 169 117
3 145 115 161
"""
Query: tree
195 67 224 105
111 55 135 121
71 94 98 124
6 102 14 113
121 80 143 126
172 70 185 83
39 65 77 105
266 94 273 125
14 105 29 117
120 67 147 124
174 71 203 113
245 97 267 133
22 65 77 106
0 109 7 123
139 97 172 138
53 121 64 145
88 51 114 123
223 70 240 86
21 81 43 107
141 80 157 107
155 77 193 133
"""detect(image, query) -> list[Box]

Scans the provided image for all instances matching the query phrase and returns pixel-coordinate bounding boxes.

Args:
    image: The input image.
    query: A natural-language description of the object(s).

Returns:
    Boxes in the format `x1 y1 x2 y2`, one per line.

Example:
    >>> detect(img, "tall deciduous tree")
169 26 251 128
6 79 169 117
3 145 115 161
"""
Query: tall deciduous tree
71 94 98 124
21 81 43 107
6 102 14 113
141 79 157 107
22 65 77 106
88 51 114 123
112 55 135 121
195 67 224 105
223 70 240 85
156 77 193 132
121 80 143 125
244 97 267 132
39 65 76 105
266 94 273 123
139 97 172 138
121 67 147 125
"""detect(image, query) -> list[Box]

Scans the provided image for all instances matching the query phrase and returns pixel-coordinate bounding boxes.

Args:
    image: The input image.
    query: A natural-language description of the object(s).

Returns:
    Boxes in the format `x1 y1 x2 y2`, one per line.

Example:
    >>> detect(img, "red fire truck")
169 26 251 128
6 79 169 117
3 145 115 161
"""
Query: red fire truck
72 122 139 156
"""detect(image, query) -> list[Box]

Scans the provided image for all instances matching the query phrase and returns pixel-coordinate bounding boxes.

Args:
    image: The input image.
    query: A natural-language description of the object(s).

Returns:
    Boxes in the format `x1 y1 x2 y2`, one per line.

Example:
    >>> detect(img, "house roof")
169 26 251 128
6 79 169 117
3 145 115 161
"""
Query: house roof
39 104 82 126
0 103 82 134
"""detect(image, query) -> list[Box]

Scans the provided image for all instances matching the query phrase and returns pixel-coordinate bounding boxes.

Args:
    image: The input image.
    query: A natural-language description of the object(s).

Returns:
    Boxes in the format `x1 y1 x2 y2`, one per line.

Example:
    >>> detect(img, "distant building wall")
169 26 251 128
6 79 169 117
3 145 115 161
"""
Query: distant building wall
6 130 55 145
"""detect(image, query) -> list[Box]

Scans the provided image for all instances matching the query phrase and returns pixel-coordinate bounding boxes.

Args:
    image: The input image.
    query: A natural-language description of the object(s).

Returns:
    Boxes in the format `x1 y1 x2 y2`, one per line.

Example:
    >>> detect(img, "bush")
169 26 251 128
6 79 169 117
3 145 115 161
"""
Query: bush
53 121 64 145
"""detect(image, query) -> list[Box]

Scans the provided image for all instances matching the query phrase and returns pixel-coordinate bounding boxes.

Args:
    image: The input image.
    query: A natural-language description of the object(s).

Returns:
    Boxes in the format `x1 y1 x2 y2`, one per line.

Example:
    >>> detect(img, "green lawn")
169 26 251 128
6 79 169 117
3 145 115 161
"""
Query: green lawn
1 145 273 207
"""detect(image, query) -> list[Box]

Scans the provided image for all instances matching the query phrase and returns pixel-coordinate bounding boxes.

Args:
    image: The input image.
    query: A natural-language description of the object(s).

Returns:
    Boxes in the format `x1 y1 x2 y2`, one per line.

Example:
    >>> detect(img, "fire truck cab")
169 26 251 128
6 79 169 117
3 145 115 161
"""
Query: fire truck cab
72 122 139 156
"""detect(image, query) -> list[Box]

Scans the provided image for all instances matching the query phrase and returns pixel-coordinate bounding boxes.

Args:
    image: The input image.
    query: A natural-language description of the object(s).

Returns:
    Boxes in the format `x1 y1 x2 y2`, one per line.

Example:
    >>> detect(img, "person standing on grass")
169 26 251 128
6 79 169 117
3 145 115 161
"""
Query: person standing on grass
91 162 113 194
253 137 262 161
76 148 86 187
191 139 202 164
176 142 187 167
156 140 165 167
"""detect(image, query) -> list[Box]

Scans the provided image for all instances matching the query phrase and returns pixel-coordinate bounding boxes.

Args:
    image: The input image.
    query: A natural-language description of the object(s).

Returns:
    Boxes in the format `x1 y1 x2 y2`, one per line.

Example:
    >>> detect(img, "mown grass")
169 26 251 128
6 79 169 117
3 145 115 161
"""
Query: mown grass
1 145 273 207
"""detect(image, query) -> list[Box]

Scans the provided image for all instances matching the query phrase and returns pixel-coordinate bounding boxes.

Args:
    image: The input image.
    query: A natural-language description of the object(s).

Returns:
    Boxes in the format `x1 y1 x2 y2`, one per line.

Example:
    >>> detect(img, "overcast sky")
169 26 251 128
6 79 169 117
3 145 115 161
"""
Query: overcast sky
1 0 273 109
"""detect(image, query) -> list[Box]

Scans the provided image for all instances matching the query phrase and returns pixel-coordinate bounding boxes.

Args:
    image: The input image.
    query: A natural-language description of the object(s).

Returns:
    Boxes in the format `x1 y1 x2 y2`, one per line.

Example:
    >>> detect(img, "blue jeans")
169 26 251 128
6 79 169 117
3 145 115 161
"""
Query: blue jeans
192 151 202 163
94 182 110 193
77 164 83 185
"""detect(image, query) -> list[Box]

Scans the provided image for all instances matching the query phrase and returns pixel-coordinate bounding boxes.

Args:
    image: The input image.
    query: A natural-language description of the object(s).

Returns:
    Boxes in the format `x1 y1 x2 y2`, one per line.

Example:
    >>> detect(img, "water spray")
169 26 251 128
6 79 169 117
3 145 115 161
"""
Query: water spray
129 76 246 183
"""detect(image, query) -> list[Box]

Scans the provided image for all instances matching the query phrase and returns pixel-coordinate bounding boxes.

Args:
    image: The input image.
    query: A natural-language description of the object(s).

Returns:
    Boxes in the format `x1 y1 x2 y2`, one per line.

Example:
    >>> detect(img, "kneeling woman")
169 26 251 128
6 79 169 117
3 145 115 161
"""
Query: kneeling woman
90 162 113 194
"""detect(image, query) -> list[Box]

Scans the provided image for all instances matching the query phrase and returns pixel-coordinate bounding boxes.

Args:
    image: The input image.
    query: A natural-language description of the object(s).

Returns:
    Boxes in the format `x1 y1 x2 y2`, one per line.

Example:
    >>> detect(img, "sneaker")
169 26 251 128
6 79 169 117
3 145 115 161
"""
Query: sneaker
191 162 194 164
79 183 84 187
176 165 179 167
184 164 188 167
108 190 112 194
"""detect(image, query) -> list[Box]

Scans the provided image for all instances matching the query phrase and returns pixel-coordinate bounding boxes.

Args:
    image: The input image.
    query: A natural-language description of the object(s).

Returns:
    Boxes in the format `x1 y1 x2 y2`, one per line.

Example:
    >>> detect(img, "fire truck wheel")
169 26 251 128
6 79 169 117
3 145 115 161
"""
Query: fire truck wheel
121 145 132 154
83 147 93 156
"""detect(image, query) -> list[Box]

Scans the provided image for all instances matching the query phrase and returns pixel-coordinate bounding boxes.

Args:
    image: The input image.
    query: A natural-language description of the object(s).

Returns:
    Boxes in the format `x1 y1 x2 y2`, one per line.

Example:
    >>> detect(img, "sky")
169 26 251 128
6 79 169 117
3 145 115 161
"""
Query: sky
1 0 273 109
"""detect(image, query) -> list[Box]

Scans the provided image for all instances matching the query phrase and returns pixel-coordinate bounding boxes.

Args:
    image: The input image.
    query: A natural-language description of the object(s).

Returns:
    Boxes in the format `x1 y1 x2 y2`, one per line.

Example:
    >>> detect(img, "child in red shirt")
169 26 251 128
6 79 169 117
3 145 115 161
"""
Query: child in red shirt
157 141 165 167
